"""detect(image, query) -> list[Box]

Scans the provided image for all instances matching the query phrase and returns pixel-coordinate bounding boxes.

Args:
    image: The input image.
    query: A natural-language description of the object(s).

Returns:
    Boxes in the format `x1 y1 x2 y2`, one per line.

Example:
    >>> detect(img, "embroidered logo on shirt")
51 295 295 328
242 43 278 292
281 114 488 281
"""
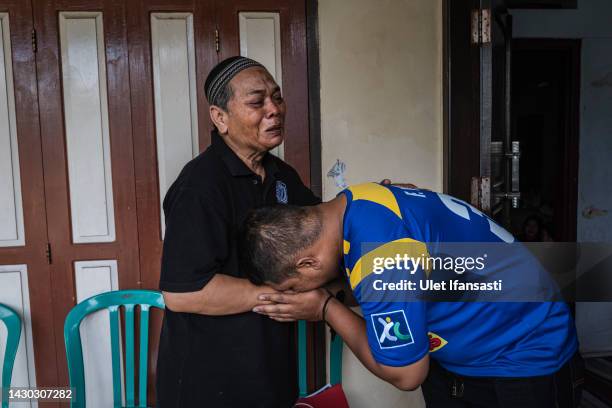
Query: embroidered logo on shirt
428 331 448 352
276 180 288 204
370 310 414 349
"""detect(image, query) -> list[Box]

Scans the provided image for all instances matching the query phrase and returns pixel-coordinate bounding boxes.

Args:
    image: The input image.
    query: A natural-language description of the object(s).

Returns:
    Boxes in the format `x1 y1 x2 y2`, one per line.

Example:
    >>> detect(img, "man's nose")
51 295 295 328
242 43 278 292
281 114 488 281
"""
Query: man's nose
265 98 282 117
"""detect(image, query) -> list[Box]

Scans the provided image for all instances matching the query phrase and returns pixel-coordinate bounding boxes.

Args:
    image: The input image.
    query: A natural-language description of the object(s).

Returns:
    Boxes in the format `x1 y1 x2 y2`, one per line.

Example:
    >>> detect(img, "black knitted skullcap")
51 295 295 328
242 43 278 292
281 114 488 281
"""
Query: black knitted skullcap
204 56 265 106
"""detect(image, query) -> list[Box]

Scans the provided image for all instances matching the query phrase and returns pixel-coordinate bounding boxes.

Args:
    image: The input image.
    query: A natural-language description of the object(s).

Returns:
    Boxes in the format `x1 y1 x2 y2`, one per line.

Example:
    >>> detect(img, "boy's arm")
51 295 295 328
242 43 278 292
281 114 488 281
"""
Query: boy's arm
254 291 429 390
324 297 429 390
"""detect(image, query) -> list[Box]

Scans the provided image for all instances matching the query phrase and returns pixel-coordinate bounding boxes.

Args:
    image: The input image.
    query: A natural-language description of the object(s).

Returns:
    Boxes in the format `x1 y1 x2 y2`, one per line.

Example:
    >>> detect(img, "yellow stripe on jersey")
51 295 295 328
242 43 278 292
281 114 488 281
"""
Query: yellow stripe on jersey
349 237 430 289
348 183 403 220
343 240 351 255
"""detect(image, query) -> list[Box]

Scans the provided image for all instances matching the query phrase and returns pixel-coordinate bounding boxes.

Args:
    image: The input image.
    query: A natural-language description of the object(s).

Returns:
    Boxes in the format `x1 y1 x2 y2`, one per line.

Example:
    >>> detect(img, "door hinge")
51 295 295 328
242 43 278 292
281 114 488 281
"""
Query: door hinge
471 9 491 46
471 176 491 214
31 28 37 53
45 243 52 264
214 29 220 52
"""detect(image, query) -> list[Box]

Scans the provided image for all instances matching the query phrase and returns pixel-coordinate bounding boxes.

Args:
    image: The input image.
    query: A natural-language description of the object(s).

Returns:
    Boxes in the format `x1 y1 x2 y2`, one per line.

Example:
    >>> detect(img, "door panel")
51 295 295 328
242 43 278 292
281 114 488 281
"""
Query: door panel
0 12 24 248
0 0 57 397
0 265 37 408
73 260 119 407
34 0 140 389
58 11 117 244
149 11 201 236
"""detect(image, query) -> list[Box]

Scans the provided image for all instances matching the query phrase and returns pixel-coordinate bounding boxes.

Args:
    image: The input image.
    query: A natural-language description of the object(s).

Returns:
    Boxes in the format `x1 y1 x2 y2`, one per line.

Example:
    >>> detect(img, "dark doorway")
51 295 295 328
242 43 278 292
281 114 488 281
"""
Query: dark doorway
510 39 580 242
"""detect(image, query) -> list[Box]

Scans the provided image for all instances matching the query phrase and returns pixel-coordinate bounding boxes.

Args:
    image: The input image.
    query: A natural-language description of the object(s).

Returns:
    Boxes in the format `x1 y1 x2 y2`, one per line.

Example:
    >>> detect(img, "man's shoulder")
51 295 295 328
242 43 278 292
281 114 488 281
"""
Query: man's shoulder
163 148 230 210
174 148 229 190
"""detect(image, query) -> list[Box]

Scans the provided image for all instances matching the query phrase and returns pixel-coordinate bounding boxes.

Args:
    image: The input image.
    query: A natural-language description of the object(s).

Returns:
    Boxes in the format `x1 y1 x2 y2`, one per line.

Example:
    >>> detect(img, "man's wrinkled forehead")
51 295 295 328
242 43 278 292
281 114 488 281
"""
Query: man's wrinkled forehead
229 67 280 96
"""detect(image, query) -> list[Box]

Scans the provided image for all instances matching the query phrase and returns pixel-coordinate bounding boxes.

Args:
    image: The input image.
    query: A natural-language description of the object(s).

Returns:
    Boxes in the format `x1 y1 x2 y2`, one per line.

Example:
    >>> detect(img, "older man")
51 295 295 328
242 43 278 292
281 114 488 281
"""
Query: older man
155 57 320 407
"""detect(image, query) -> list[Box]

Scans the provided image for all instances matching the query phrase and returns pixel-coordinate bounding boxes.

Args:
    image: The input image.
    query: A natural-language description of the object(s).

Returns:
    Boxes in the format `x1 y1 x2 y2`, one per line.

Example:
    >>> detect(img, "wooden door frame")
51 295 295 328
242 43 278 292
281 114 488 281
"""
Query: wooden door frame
442 0 482 200
443 1 581 243
307 0 322 199
305 0 325 390
512 38 580 242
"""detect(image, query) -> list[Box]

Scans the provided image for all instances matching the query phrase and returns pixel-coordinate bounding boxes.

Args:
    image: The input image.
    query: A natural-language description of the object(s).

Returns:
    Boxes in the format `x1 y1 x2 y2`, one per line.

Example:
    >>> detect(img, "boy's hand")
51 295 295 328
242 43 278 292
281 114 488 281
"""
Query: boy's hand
253 289 330 322
380 179 419 189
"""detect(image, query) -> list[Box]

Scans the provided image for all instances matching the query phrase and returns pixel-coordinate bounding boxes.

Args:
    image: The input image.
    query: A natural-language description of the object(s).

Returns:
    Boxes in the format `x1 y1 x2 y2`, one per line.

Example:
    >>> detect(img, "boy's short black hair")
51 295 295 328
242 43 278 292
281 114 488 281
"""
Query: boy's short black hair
239 205 322 285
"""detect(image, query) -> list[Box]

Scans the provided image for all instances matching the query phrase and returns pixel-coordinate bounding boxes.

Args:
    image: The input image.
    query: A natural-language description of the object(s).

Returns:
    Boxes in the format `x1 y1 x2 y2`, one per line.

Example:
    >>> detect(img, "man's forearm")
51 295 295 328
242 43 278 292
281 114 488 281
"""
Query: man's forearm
324 299 392 379
163 274 275 315
324 298 428 390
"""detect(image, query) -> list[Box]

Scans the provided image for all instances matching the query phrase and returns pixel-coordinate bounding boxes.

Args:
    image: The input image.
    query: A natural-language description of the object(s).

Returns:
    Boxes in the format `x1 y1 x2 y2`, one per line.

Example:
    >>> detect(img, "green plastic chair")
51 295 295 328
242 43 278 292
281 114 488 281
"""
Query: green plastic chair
64 290 164 408
298 321 343 397
0 304 22 408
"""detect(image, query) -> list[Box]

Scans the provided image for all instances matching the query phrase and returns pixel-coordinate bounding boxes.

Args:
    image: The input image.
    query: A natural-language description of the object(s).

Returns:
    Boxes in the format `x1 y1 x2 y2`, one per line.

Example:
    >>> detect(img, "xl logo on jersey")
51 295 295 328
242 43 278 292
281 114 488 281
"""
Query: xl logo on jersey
371 310 414 349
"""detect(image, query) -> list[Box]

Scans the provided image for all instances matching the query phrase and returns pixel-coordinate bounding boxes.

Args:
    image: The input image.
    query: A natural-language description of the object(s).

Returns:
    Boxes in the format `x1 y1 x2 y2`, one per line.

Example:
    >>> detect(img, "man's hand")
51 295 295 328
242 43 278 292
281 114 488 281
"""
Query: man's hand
380 179 419 189
163 274 280 315
253 289 330 322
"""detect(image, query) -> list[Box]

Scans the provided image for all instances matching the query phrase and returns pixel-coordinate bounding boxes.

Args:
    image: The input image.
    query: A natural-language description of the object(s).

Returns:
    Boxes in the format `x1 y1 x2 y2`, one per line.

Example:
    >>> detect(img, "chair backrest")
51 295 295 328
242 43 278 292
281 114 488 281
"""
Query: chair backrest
298 321 343 397
64 290 165 408
0 304 22 408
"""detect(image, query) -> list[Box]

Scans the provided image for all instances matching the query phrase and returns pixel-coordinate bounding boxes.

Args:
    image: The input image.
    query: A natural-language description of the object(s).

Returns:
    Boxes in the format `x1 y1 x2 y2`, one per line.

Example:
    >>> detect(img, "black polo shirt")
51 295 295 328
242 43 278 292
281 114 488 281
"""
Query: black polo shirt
156 132 319 407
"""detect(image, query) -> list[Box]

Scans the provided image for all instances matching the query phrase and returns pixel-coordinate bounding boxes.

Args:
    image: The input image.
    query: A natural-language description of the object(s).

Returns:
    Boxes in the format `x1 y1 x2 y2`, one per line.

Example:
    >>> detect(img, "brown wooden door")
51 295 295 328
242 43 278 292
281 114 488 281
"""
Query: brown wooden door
0 0 59 394
127 0 217 297
33 0 141 395
126 1 218 399
1 0 315 402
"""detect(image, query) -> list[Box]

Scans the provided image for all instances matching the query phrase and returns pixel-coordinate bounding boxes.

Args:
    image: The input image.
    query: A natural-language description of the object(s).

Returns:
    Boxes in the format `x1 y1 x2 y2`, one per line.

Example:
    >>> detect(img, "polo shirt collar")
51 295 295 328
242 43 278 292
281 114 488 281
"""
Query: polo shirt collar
211 130 279 177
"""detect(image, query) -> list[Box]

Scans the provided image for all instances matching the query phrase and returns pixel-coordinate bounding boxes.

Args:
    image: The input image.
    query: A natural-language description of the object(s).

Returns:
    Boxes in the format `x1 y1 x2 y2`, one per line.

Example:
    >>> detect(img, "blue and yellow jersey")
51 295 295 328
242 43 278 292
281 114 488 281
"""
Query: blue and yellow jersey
341 183 578 377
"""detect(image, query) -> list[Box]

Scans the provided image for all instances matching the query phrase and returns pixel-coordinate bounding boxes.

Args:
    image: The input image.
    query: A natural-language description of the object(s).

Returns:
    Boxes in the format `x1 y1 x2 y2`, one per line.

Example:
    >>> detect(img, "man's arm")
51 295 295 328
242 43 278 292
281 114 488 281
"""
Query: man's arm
326 297 429 390
164 274 277 315
254 291 429 391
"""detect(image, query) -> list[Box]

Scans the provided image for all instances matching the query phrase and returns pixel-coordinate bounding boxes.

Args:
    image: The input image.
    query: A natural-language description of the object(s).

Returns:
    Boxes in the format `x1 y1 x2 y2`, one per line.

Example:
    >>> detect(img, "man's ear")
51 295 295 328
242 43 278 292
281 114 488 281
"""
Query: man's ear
209 105 228 134
296 256 320 272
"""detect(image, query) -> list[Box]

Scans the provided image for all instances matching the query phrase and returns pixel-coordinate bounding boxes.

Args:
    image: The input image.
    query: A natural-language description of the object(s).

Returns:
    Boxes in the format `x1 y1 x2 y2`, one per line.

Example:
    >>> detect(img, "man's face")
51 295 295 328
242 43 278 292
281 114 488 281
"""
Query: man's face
223 67 285 152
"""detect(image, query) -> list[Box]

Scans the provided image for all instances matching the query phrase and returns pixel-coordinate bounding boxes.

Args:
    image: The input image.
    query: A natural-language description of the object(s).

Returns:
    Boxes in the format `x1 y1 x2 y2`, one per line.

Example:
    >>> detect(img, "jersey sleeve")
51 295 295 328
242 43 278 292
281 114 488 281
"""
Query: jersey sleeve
342 184 430 367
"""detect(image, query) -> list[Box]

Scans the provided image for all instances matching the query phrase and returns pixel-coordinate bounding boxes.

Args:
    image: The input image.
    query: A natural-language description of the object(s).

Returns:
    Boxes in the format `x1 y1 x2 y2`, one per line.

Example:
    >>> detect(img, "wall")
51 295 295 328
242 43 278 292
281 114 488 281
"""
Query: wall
318 0 443 200
317 0 443 406
512 0 612 355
